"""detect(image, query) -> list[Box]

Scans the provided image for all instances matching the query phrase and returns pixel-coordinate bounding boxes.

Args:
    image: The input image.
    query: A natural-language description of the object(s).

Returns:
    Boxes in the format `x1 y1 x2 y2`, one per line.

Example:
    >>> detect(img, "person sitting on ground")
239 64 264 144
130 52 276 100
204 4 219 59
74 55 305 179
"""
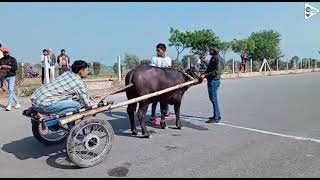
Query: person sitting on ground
30 60 106 118
27 66 39 78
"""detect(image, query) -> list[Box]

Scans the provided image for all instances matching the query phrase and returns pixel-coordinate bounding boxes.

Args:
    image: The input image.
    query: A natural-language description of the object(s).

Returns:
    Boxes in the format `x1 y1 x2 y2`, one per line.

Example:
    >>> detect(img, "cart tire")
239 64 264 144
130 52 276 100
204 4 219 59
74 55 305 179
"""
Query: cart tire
31 121 68 145
66 118 114 168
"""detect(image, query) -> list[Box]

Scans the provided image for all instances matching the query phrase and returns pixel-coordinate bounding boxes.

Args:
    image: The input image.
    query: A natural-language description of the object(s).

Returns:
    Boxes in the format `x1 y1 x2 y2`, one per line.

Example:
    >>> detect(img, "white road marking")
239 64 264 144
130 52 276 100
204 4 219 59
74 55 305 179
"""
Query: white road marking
217 122 320 144
106 110 320 144
179 115 320 144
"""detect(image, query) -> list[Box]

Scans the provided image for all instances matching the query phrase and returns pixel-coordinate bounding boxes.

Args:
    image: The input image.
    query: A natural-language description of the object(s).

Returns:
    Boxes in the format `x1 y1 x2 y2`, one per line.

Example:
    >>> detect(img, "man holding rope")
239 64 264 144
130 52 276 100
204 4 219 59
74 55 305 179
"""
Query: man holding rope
30 60 106 119
198 44 225 123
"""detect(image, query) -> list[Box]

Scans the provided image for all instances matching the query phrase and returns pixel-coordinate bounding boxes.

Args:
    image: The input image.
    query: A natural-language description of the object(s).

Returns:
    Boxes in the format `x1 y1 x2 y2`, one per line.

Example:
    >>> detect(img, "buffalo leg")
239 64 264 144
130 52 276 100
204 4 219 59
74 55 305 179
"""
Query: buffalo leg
159 101 167 129
127 103 138 135
174 102 183 129
137 102 151 138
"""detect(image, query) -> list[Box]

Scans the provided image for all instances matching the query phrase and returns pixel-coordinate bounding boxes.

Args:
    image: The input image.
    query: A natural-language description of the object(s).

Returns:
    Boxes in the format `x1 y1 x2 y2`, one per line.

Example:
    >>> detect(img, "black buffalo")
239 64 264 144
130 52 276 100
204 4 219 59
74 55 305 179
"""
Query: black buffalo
125 64 199 138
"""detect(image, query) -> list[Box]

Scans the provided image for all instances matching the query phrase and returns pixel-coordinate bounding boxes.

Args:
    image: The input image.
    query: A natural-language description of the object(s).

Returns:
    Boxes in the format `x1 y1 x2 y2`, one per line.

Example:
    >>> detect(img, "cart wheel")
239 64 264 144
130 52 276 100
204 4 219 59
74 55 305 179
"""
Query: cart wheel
66 118 114 168
31 120 69 145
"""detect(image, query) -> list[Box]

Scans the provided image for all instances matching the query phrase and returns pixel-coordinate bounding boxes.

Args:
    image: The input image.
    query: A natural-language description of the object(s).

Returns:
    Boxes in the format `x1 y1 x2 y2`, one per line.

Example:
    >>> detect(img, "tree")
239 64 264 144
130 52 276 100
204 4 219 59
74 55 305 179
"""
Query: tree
123 54 140 70
93 62 101 75
172 59 183 70
181 54 198 69
247 30 282 62
188 29 221 58
219 41 231 59
290 56 299 69
168 27 191 60
113 62 119 74
140 59 151 65
301 57 312 69
230 38 255 56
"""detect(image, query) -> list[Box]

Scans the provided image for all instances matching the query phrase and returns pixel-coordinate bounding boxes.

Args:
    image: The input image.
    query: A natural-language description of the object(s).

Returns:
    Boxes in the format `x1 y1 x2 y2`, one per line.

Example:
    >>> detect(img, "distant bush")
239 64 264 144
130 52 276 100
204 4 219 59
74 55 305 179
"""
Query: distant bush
93 62 101 75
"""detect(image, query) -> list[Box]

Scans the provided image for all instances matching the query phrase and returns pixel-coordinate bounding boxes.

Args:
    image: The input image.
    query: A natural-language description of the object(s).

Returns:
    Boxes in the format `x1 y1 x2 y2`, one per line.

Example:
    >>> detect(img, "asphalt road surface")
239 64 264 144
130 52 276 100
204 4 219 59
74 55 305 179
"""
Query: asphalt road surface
1 72 320 178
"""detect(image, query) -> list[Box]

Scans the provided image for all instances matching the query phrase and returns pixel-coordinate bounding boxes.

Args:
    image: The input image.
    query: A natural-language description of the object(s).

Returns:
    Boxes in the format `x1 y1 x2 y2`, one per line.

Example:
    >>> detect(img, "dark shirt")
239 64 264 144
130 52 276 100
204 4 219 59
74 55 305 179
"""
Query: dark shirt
204 54 225 81
50 54 56 66
241 53 249 63
197 62 208 73
0 55 18 78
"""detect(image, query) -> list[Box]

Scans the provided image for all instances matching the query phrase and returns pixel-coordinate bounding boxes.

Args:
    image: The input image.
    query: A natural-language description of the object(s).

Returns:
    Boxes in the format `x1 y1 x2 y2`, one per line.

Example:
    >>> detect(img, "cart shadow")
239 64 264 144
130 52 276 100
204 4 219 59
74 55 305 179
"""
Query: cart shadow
105 111 209 137
0 113 210 170
105 111 161 138
1 136 79 170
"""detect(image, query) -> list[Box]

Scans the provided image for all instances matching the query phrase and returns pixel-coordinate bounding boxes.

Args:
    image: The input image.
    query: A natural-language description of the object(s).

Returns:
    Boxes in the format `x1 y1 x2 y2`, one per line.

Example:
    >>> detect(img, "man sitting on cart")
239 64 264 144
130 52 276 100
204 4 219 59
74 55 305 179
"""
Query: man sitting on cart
30 60 105 118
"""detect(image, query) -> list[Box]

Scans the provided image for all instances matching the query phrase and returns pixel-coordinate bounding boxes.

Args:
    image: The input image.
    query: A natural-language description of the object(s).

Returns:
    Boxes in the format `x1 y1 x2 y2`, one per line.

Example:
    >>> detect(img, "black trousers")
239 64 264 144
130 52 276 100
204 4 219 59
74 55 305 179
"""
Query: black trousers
59 65 69 75
151 101 169 117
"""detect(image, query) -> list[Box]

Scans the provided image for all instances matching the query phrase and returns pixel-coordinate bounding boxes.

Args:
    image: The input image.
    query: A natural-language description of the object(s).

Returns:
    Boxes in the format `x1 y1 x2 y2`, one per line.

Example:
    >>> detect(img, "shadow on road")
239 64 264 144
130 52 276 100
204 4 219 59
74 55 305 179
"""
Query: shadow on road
105 111 209 132
1 112 209 170
104 111 159 138
0 103 7 109
1 136 78 170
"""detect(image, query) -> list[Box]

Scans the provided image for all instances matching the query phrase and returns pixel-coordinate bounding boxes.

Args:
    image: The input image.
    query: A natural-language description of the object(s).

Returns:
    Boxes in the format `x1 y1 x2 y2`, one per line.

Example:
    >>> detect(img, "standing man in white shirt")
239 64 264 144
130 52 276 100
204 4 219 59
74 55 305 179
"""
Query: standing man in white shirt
48 48 56 81
41 49 51 84
150 43 172 122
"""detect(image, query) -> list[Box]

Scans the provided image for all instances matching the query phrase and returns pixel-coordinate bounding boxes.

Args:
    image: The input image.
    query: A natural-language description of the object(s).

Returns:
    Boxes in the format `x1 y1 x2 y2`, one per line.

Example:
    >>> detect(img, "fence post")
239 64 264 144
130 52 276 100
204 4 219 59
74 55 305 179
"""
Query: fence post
276 59 279 71
232 58 235 74
300 60 302 69
187 57 191 69
316 60 318 69
21 62 24 78
308 59 311 69
286 61 289 70
250 59 253 73
118 56 121 81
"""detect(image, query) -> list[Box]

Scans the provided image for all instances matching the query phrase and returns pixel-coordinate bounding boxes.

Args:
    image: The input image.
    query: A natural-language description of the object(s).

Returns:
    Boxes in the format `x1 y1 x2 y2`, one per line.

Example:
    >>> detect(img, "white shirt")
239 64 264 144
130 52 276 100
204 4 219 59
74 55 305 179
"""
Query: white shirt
150 56 172 68
41 55 51 68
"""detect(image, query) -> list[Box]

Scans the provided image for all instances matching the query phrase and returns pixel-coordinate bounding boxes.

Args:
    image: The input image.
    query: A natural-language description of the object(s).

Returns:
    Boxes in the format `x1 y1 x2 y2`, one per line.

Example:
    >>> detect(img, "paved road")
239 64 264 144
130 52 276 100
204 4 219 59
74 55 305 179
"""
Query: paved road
1 72 320 178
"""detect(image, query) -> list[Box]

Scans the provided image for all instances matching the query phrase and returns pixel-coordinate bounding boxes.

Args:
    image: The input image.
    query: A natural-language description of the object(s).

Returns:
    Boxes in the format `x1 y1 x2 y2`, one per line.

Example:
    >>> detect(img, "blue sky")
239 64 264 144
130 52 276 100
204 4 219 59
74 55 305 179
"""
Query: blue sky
1 2 319 65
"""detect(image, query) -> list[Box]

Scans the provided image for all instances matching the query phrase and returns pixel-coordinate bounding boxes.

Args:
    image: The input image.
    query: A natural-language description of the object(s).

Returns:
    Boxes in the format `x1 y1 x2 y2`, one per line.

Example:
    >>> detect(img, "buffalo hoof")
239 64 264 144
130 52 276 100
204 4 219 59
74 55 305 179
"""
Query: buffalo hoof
160 122 167 129
142 134 152 139
132 131 138 136
177 126 183 130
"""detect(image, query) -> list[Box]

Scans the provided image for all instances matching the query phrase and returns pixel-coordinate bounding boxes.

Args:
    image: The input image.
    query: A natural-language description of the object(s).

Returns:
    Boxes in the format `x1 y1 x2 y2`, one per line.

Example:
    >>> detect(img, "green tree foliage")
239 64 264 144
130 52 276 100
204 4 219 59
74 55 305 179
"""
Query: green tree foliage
181 54 198 68
188 29 221 58
172 59 183 70
219 41 231 59
123 54 140 69
93 62 101 75
290 56 299 69
169 27 192 60
140 59 151 65
247 30 282 62
230 38 255 55
169 28 221 60
113 62 119 74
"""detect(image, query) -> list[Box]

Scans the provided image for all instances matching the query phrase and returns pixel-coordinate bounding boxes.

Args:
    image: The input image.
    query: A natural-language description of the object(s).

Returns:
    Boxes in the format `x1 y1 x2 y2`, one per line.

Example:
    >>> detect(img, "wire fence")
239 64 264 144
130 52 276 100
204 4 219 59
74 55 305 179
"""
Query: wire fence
223 59 320 74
